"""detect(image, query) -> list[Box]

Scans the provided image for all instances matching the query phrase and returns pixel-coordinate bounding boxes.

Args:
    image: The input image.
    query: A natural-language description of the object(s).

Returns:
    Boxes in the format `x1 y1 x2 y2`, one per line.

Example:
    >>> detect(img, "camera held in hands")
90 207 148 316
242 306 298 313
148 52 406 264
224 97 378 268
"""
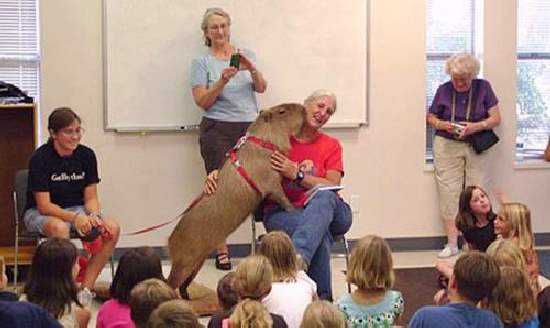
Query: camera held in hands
451 123 465 136
229 52 241 69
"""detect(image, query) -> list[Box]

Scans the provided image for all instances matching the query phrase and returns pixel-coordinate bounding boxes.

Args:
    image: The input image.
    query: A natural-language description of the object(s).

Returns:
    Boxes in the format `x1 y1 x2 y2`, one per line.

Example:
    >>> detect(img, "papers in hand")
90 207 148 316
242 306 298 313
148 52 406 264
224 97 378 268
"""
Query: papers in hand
304 185 344 205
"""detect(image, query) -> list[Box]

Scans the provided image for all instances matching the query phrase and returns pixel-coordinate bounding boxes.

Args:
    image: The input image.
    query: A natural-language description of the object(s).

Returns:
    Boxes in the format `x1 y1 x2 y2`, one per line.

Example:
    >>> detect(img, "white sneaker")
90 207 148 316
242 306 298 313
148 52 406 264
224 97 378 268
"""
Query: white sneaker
77 288 96 306
437 244 459 258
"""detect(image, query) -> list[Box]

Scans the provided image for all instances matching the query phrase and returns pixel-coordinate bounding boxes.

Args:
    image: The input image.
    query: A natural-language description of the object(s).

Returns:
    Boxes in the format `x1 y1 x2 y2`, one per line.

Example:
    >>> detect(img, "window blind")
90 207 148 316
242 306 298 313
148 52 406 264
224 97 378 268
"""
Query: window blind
0 0 39 98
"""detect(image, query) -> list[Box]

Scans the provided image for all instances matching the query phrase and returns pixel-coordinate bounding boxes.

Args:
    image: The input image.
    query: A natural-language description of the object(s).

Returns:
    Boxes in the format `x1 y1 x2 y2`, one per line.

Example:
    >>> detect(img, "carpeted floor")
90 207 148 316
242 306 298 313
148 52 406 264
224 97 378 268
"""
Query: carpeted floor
393 267 440 325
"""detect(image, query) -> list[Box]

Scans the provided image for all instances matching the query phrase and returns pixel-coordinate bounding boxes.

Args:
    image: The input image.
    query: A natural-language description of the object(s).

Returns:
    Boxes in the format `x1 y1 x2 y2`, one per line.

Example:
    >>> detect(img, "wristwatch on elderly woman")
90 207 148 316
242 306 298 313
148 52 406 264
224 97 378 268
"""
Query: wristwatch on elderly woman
294 166 305 183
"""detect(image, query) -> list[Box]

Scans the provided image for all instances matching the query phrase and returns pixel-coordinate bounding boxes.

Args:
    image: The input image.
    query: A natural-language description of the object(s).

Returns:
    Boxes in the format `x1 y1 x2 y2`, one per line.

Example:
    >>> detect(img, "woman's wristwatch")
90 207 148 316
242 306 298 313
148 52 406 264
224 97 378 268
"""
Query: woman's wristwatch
87 212 103 219
294 167 305 183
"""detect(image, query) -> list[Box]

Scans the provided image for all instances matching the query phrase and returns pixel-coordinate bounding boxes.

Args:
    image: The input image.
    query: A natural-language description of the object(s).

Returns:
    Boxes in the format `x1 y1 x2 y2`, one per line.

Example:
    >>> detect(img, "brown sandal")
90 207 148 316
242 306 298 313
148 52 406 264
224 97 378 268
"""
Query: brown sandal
215 252 232 271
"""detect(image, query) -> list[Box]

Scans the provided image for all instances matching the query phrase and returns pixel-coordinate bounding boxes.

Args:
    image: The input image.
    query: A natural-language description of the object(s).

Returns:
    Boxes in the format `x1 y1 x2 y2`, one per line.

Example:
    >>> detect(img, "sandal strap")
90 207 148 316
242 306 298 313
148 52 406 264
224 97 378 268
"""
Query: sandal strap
217 252 230 260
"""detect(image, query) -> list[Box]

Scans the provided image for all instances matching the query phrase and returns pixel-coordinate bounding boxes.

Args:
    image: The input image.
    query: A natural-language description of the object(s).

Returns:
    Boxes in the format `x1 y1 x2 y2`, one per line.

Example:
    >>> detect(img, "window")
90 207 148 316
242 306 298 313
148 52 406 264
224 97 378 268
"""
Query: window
425 0 483 162
0 0 40 101
517 0 550 160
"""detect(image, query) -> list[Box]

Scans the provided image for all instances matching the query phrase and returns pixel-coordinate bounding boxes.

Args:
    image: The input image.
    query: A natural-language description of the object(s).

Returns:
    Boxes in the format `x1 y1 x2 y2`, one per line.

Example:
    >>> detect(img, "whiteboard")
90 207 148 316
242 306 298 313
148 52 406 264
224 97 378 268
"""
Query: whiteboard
102 0 368 131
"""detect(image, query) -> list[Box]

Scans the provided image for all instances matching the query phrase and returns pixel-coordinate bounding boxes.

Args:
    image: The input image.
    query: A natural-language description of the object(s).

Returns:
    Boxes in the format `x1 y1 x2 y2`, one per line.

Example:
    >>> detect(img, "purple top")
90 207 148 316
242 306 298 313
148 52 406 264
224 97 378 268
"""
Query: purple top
429 79 498 140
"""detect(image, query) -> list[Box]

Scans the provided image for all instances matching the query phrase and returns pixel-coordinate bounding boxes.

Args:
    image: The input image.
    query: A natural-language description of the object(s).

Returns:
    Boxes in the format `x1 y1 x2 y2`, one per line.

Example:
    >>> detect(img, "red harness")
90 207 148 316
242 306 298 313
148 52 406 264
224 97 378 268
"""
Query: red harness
227 134 279 195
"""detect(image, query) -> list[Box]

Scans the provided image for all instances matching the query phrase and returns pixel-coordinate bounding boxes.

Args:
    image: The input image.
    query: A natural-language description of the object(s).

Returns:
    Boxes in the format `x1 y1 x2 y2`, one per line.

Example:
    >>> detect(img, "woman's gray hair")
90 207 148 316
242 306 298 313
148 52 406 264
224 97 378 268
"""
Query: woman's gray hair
446 53 480 77
304 89 337 111
201 8 231 47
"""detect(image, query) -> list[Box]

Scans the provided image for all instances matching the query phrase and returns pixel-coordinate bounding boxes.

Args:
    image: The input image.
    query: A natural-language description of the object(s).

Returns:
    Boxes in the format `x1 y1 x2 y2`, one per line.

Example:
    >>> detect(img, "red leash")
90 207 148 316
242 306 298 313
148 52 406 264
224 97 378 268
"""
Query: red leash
122 193 205 236
120 134 278 236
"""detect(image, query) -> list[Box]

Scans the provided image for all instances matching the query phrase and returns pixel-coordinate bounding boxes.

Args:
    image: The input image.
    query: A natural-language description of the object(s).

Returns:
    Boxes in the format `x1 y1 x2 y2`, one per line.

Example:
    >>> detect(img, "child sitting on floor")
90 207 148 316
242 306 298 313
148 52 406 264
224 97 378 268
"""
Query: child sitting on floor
336 235 404 327
97 246 164 328
436 186 497 280
208 255 288 328
0 256 17 302
259 231 317 328
483 266 539 328
409 252 502 328
486 239 527 272
147 299 202 328
22 238 90 328
129 278 179 328
495 202 540 292
300 300 345 328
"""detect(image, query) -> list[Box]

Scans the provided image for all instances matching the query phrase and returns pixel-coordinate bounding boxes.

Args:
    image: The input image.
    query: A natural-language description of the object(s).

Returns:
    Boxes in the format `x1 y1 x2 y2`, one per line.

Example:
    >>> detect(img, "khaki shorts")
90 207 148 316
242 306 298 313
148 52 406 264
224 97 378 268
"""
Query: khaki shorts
433 136 488 221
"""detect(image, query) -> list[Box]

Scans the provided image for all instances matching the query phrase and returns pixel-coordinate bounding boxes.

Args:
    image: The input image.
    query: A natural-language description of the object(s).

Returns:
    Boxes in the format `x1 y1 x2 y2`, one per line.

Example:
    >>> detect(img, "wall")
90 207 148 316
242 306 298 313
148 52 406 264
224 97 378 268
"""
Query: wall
39 0 550 249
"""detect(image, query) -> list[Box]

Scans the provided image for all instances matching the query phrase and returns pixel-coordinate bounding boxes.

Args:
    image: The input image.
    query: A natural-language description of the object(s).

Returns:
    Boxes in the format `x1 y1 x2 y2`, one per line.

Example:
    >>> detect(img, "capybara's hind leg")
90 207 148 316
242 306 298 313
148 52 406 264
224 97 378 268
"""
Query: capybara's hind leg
167 262 193 292
177 258 205 299
167 258 206 300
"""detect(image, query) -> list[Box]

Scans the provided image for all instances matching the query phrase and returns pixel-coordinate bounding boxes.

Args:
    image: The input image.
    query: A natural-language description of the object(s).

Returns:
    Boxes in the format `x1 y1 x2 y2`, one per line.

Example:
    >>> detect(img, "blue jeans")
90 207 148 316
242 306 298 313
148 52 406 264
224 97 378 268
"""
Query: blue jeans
263 190 352 300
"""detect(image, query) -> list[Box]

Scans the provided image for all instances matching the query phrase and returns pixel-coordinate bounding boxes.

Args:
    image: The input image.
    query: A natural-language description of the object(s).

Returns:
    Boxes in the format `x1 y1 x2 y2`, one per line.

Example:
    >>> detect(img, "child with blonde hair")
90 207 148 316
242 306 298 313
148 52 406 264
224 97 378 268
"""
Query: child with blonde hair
486 239 527 272
130 278 179 328
494 202 539 291
207 255 288 328
300 300 345 328
147 299 202 328
335 235 404 327
259 231 316 328
483 266 539 327
230 298 273 328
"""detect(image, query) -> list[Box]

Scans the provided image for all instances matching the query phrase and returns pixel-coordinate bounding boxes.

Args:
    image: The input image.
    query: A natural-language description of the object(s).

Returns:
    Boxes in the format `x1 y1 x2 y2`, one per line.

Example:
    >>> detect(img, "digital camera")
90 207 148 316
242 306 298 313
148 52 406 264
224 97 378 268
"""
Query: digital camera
451 123 465 136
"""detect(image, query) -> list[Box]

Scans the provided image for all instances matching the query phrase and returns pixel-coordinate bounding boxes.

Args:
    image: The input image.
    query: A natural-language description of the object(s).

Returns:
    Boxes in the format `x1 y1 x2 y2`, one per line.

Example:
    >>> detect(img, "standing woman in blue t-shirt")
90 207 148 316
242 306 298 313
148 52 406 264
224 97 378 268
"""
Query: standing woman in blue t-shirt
24 107 120 302
190 7 267 270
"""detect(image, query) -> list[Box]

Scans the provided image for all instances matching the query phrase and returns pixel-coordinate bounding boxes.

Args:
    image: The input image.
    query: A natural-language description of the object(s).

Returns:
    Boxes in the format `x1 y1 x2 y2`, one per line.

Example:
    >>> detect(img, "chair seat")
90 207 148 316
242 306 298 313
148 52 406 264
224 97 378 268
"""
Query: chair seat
18 229 82 240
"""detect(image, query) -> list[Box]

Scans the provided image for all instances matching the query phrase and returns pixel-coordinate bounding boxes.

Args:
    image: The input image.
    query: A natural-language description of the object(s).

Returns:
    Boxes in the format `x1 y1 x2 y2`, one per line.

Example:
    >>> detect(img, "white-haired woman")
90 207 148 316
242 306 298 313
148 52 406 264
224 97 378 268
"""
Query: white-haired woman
427 53 501 258
263 89 352 301
190 7 267 270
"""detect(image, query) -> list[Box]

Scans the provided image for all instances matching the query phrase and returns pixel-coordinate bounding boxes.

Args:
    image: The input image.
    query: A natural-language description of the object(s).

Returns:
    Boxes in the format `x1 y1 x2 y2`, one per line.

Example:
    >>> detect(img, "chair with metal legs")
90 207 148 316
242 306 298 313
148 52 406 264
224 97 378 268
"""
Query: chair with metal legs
12 169 115 287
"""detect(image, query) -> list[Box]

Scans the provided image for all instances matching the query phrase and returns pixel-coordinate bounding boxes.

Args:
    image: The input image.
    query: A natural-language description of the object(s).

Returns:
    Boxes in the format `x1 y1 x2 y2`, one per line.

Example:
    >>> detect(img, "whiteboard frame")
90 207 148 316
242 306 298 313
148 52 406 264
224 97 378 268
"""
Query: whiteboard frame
101 0 370 133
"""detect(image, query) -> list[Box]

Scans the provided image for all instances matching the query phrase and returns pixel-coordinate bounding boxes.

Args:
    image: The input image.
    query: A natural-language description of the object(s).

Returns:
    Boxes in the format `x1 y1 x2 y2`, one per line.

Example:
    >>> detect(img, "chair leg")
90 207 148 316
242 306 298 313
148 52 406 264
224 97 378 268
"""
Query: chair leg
13 191 19 289
13 229 19 289
342 236 351 293
250 216 257 255
110 255 116 279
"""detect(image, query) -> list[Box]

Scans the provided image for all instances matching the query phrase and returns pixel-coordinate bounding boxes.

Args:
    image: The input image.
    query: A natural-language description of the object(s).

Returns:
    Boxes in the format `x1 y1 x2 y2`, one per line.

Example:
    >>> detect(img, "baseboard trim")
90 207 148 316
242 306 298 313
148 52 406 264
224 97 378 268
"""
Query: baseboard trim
111 232 550 260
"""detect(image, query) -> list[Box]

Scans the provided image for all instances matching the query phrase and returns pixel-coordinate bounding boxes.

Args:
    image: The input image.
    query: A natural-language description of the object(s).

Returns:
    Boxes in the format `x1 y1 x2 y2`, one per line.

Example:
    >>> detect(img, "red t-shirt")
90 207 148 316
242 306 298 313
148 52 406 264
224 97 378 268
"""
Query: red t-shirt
281 133 344 207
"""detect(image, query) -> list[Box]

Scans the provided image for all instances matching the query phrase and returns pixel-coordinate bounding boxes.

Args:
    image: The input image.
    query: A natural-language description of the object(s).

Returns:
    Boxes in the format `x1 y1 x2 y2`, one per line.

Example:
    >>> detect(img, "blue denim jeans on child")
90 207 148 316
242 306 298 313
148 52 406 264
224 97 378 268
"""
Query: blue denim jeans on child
263 190 352 300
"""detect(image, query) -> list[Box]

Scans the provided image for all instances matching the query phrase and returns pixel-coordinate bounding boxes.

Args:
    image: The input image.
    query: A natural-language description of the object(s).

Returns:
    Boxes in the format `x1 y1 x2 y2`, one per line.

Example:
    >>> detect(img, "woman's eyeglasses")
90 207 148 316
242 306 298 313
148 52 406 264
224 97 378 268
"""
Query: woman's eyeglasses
60 127 85 136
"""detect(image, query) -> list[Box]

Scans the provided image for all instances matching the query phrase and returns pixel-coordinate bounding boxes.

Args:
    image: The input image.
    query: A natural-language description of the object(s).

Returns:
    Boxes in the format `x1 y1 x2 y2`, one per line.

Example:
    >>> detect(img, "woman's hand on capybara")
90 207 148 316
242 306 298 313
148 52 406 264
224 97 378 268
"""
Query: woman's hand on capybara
204 170 219 195
270 151 298 180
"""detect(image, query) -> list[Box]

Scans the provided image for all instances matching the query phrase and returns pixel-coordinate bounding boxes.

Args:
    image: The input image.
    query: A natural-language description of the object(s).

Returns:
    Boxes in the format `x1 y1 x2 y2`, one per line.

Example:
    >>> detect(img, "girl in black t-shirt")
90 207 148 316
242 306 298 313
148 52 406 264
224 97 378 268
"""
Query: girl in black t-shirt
455 186 497 253
24 107 120 301
435 186 497 282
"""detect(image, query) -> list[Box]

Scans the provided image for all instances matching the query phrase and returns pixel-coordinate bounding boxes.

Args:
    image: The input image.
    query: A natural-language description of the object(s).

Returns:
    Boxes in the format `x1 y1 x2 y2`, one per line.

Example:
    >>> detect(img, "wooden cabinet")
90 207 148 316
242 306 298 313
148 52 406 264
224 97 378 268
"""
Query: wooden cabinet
0 104 37 262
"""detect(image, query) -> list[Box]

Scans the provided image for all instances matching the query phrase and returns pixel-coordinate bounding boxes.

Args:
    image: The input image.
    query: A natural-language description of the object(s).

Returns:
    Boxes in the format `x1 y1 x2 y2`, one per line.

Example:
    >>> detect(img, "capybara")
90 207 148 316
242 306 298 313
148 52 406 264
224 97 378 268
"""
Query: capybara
167 103 306 294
